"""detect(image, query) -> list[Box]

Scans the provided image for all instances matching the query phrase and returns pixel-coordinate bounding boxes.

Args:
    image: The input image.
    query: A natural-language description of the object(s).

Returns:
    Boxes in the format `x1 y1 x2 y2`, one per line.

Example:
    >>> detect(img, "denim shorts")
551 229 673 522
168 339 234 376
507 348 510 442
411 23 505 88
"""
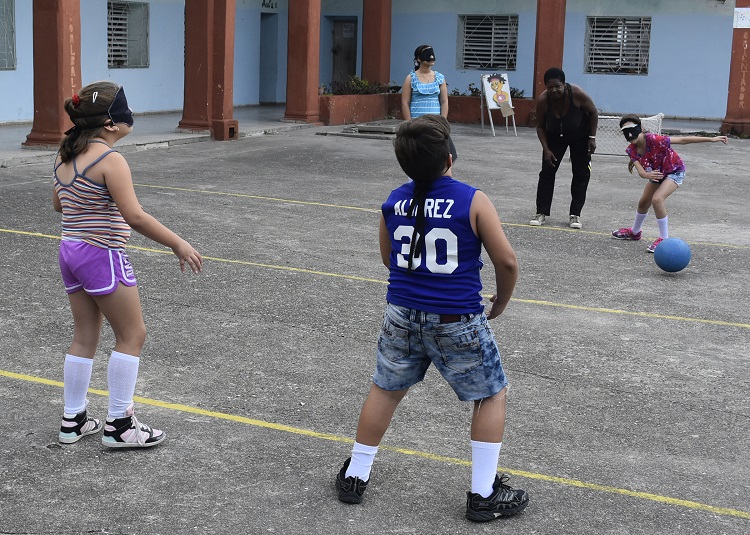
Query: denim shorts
59 240 137 295
665 171 685 186
372 303 508 401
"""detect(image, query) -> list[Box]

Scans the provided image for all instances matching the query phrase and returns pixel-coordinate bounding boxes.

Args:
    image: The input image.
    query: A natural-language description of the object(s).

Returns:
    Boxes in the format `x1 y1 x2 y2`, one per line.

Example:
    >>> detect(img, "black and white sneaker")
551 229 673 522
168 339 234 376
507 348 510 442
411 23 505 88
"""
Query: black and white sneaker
466 474 529 522
102 402 165 448
335 457 368 504
59 409 102 444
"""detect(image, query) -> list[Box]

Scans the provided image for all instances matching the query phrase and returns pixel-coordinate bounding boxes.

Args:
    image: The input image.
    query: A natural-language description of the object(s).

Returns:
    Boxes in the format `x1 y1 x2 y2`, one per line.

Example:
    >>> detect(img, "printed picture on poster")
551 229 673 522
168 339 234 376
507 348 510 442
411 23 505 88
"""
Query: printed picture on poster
481 73 513 110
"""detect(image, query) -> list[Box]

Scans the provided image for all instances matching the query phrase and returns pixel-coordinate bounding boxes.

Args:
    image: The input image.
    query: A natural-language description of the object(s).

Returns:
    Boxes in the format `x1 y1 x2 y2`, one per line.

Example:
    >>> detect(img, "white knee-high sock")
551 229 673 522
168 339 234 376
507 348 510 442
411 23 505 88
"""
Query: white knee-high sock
657 216 669 239
107 351 140 418
346 442 379 481
471 440 503 497
63 354 94 415
632 212 648 234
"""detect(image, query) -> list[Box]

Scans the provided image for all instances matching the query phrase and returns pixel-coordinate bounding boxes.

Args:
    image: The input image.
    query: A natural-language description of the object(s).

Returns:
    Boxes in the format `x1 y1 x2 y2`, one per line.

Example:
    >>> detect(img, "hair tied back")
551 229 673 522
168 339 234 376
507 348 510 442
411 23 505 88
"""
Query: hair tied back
71 94 81 108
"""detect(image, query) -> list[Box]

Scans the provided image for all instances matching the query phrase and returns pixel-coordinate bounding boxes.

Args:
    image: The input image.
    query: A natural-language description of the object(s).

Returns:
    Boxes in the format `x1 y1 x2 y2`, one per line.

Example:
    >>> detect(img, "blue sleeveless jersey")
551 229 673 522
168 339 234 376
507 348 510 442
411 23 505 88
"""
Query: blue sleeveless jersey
382 176 484 314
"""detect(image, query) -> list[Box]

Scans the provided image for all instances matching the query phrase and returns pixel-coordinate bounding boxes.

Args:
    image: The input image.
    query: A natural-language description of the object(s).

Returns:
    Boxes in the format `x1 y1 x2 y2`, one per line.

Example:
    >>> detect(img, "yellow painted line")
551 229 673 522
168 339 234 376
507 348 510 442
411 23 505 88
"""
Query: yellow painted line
512 298 750 329
1 368 748 521
131 183 750 250
1 227 749 329
133 183 380 213
0 228 59 239
515 223 750 250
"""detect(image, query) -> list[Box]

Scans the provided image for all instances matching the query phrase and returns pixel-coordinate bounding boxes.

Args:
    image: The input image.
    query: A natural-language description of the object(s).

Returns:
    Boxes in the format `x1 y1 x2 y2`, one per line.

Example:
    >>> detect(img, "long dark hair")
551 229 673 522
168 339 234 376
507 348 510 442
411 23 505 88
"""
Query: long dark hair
59 81 120 163
393 115 451 270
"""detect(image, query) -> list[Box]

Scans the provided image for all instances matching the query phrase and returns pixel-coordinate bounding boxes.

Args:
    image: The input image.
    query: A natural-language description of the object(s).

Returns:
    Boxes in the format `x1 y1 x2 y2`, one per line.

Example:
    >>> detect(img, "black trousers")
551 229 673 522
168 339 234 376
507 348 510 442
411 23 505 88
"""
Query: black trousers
536 134 591 217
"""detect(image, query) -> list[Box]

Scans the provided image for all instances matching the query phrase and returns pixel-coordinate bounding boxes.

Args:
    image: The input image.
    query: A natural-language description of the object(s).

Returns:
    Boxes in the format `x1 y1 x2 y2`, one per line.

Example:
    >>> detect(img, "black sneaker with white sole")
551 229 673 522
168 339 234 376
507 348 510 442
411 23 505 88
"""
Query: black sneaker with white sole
465 474 529 522
335 457 368 504
59 409 102 444
102 402 165 448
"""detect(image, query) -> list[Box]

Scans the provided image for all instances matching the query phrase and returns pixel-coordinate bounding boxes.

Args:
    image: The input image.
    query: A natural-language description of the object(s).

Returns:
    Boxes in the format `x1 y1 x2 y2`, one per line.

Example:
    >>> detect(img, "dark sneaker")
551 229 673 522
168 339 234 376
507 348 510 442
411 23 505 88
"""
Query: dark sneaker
102 402 165 448
59 409 102 444
466 474 529 522
336 457 368 504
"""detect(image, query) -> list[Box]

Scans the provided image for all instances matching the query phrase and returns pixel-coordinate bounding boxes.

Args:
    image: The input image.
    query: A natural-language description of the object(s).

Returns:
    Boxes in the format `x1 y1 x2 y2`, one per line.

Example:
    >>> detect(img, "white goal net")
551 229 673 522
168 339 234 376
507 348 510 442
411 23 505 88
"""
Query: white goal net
596 113 664 156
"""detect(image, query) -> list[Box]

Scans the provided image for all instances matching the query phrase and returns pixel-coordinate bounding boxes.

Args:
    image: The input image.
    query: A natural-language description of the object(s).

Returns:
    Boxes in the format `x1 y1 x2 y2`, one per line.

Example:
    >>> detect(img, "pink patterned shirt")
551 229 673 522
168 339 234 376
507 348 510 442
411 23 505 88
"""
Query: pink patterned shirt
626 133 685 177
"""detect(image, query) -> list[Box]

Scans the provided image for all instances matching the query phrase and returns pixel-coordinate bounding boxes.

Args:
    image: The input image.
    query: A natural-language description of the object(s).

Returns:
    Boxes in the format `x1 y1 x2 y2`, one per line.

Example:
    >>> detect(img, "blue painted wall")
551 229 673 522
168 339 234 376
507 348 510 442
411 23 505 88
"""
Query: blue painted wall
390 1 537 100
388 0 734 119
235 0 289 105
79 0 186 114
0 0 737 123
564 0 734 119
2 1 33 123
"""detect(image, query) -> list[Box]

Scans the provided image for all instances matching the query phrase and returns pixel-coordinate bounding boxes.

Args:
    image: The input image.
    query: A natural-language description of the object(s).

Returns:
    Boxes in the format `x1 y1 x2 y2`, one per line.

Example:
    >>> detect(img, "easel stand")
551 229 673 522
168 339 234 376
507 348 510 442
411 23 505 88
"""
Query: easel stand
480 74 517 137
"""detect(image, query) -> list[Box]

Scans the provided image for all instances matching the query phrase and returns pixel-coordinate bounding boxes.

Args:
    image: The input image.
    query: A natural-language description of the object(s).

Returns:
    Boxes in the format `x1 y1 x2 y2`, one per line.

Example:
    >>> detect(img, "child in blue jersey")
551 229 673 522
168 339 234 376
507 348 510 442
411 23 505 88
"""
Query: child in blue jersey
336 115 528 522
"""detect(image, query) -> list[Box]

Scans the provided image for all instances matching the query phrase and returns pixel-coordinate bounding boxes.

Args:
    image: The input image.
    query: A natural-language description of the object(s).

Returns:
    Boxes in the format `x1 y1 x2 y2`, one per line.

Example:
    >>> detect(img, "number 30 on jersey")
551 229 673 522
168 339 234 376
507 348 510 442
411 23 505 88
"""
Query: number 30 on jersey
393 225 458 274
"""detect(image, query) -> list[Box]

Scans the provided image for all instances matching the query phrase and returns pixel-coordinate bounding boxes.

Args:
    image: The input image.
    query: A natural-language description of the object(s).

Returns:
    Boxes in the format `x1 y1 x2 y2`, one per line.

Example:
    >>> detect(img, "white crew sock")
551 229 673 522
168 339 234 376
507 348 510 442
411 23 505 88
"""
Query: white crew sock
346 442 379 481
656 216 669 239
632 212 648 234
471 440 503 498
107 351 140 418
63 354 94 415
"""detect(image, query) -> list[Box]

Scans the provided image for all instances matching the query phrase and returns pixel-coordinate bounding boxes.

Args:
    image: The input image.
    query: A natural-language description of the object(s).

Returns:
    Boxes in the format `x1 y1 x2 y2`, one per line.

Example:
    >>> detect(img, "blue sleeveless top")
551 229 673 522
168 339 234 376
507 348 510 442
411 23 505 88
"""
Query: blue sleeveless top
382 176 484 314
408 70 445 118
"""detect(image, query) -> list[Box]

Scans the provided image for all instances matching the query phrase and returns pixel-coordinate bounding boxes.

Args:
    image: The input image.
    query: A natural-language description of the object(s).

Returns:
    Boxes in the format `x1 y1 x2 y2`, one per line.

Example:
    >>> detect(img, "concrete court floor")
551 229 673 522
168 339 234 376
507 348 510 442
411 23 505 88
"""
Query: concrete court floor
0 120 748 534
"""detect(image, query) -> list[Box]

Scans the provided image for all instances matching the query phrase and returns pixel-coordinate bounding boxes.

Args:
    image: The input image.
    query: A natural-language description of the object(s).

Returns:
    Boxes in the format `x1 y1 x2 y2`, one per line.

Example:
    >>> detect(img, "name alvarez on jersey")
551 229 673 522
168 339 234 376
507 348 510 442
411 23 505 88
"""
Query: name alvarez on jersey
382 176 484 314
392 198 454 218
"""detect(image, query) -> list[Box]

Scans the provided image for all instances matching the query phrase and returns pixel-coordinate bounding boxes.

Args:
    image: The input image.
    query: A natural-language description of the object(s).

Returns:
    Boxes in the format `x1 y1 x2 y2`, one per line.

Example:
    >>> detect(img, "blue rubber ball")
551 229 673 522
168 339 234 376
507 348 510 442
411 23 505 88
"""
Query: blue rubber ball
653 237 691 272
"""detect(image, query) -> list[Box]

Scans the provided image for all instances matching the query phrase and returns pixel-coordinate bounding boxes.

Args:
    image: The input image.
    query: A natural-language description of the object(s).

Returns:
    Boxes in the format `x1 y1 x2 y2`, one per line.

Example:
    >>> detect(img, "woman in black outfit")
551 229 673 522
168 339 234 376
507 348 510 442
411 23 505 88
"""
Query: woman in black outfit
530 68 598 229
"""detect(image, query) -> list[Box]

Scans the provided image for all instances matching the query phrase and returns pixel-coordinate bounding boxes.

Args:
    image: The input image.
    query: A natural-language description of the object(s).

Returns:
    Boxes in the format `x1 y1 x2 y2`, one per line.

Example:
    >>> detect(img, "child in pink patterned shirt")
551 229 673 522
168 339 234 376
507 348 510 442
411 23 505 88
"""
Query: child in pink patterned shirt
611 114 728 253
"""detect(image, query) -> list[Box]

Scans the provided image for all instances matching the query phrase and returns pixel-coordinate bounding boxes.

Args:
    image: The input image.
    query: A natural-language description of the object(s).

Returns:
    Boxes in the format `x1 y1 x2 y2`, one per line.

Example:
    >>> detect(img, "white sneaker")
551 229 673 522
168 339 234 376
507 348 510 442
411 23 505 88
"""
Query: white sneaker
569 215 582 229
529 214 546 226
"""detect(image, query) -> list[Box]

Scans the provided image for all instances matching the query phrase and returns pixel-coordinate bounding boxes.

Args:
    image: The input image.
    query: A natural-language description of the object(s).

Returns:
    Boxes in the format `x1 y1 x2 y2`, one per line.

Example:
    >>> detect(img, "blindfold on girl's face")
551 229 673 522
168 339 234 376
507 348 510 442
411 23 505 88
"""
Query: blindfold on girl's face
621 123 642 141
108 86 134 127
418 47 435 62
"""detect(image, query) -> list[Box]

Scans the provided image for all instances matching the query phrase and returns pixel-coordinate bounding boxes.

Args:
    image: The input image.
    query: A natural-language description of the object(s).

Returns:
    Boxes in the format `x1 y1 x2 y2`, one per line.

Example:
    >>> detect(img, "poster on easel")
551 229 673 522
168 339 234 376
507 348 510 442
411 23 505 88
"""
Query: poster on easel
481 74 513 110
480 73 517 137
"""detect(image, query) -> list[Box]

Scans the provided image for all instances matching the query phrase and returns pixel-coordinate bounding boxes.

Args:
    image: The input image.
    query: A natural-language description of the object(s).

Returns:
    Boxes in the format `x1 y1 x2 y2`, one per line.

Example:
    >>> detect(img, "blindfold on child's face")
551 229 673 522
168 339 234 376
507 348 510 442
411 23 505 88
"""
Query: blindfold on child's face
621 123 642 141
418 47 435 62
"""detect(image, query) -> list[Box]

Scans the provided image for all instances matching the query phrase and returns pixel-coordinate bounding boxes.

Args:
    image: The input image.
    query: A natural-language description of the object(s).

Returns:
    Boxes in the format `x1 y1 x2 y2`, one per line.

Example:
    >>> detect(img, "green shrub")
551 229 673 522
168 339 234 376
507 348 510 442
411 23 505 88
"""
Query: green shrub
329 76 387 95
450 84 526 98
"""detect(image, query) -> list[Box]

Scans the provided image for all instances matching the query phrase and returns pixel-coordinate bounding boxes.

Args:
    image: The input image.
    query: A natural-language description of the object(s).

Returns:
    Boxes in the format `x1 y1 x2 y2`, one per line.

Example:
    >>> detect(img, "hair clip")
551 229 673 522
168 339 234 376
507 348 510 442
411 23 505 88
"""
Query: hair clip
72 94 81 108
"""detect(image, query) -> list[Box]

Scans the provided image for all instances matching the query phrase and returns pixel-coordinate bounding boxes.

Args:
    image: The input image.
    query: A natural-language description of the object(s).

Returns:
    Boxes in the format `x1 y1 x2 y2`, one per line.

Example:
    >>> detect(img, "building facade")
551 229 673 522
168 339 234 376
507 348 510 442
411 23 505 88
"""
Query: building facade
0 0 747 140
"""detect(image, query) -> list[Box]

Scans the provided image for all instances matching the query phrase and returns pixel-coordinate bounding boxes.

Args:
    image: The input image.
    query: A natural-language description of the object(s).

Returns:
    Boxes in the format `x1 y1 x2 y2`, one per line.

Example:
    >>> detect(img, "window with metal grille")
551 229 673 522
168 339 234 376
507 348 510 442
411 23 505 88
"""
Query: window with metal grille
459 15 518 70
108 1 149 68
0 0 16 70
585 16 651 75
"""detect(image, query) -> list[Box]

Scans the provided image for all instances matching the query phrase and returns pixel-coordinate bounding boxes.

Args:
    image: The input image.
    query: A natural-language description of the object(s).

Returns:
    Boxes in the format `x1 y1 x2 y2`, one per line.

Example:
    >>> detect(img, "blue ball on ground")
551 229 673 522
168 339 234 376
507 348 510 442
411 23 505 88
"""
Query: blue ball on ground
653 237 691 272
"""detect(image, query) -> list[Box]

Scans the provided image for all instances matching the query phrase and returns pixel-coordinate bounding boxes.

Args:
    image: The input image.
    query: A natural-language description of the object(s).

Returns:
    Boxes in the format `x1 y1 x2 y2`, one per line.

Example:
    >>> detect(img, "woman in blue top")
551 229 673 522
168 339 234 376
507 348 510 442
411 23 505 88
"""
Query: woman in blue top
401 45 448 120
401 45 457 160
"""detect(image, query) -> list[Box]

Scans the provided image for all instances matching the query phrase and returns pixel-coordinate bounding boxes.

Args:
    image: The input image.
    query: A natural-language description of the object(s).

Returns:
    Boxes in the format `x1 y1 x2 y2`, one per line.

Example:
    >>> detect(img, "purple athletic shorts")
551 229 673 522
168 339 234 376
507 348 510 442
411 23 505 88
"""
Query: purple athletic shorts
59 240 137 295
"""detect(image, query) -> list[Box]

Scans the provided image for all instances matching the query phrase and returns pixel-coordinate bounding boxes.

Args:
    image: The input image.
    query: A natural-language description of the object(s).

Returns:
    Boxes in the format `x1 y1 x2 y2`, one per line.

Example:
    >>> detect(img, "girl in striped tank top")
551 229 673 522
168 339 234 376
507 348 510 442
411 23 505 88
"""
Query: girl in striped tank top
54 81 202 449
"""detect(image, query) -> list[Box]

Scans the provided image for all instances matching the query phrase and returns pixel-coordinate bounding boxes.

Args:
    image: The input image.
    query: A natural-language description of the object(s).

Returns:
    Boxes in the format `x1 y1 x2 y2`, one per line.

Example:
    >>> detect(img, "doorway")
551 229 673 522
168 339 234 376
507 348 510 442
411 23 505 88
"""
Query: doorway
259 13 278 103
332 20 357 84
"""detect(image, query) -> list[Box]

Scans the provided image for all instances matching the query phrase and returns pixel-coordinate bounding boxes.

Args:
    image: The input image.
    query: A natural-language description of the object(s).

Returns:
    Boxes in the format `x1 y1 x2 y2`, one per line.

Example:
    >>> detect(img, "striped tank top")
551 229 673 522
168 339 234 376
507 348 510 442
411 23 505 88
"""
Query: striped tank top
54 141 131 250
